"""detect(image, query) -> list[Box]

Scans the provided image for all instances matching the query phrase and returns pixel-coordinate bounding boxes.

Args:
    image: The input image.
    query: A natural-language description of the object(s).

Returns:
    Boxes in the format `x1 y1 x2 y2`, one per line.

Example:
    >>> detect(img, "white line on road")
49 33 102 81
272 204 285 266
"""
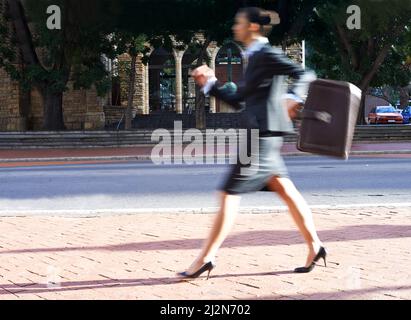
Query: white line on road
1 202 410 217
1 150 411 163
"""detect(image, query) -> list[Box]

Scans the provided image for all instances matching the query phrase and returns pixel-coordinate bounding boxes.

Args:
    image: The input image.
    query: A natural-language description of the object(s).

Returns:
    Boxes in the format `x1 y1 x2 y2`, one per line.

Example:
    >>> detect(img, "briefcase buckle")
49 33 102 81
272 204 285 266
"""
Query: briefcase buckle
301 109 332 124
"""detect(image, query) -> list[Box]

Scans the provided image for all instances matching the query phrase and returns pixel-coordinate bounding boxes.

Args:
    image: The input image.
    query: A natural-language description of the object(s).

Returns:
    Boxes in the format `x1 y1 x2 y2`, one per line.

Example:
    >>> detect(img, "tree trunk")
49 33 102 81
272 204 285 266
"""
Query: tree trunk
335 24 359 70
19 81 31 130
359 43 391 91
286 2 317 40
6 0 41 66
125 54 137 130
195 38 211 129
281 40 287 53
355 43 392 125
195 85 206 129
399 86 410 108
42 89 65 131
8 0 68 131
356 91 367 125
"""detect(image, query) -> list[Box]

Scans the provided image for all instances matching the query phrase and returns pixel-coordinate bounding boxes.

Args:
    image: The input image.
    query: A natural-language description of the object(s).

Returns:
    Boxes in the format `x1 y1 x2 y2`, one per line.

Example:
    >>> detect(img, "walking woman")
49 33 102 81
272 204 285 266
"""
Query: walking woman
178 7 326 280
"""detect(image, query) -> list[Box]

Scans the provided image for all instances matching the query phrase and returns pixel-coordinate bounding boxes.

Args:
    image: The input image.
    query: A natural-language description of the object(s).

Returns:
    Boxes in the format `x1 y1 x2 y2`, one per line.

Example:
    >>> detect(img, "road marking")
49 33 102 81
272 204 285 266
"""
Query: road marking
1 151 411 164
1 202 410 217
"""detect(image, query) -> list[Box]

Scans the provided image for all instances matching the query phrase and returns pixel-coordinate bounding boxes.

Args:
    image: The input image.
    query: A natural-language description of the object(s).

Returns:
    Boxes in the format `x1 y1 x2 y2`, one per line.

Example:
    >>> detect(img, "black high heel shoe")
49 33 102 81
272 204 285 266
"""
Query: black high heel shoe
177 261 216 280
294 246 327 273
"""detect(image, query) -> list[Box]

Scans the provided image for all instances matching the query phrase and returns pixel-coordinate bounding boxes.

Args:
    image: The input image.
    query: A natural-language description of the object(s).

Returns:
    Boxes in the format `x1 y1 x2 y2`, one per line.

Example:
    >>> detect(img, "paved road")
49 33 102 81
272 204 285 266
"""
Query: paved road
0 155 410 215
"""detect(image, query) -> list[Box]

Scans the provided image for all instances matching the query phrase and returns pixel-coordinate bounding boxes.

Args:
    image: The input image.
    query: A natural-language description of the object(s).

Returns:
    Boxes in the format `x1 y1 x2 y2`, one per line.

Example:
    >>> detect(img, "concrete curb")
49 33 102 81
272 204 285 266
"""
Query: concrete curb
1 203 411 217
0 150 411 163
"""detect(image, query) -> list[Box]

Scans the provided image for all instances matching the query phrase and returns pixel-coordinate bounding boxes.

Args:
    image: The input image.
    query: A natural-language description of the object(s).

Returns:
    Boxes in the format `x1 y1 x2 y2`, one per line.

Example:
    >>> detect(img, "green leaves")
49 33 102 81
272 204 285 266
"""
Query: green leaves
0 0 118 95
305 0 411 89
2 0 410 100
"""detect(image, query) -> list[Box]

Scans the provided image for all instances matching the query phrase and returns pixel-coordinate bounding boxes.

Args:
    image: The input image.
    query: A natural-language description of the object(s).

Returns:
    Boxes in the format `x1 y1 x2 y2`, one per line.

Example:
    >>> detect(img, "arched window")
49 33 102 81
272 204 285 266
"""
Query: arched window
149 48 176 113
182 44 210 114
215 42 244 112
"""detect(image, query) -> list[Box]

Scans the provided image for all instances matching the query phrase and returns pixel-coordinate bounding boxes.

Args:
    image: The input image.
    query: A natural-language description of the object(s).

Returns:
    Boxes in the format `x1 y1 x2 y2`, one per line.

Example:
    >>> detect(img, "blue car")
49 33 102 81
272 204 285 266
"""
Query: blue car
402 106 411 124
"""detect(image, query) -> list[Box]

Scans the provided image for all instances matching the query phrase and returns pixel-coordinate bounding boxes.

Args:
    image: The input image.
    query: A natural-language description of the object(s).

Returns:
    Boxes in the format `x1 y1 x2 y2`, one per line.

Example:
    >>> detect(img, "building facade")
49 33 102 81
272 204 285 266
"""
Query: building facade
111 37 304 118
0 0 304 131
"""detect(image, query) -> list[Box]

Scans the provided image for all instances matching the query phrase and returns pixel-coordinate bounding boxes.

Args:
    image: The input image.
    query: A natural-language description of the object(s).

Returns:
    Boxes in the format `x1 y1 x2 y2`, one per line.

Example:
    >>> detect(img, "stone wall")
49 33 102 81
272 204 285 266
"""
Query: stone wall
0 73 107 132
118 53 149 115
0 68 26 131
104 105 127 128
0 0 26 131
285 43 303 65
29 85 106 131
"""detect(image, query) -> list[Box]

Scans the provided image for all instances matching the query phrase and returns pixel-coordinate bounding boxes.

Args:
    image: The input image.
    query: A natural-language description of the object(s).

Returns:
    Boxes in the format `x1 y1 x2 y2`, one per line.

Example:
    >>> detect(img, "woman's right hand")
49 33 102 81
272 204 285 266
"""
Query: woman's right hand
286 99 303 120
192 65 215 87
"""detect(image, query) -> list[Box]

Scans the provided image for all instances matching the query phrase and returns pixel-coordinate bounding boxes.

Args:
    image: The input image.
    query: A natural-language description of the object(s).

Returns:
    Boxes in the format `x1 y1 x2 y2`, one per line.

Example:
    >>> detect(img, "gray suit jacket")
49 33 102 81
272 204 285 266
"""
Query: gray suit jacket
209 43 316 134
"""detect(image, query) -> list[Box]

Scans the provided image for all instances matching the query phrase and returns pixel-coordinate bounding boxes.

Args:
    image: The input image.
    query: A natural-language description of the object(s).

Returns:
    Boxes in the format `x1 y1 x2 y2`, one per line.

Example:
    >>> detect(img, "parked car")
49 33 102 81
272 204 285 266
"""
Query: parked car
401 106 411 124
368 106 403 124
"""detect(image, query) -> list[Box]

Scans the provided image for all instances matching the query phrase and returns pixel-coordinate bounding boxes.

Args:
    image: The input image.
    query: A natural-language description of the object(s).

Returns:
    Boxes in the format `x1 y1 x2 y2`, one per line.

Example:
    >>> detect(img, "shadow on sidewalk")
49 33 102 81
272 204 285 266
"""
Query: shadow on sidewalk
0 277 409 299
0 224 410 255
0 271 297 296
249 285 411 300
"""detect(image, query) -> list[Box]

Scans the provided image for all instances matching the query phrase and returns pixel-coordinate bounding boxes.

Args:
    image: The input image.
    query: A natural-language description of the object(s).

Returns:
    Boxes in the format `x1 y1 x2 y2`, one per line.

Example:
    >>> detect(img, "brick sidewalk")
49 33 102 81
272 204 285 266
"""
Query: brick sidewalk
0 206 410 300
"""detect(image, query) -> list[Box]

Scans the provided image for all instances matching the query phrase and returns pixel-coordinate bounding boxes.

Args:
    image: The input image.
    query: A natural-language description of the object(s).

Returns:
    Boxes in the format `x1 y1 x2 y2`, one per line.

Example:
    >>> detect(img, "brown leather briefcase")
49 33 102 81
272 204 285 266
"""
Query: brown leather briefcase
296 79 362 159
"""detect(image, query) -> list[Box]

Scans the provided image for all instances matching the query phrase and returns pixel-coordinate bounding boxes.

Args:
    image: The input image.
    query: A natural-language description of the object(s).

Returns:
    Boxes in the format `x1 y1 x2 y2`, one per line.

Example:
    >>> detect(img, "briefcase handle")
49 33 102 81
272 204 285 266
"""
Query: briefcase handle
301 109 332 124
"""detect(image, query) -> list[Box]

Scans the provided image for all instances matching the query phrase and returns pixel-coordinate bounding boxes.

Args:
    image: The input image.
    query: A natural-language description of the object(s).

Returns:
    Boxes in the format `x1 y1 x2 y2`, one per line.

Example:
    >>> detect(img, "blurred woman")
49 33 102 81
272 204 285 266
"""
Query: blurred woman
178 7 326 280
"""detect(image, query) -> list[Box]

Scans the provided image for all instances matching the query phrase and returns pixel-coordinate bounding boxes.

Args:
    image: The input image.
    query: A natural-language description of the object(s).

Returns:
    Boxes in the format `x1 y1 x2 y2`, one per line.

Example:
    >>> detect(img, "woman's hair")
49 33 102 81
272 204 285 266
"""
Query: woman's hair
237 7 280 36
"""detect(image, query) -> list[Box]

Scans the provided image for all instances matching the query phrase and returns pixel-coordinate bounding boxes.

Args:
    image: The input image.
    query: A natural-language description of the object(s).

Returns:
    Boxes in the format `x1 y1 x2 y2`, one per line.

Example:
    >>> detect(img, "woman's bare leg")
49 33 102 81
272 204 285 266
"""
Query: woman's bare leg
185 191 241 274
267 176 323 267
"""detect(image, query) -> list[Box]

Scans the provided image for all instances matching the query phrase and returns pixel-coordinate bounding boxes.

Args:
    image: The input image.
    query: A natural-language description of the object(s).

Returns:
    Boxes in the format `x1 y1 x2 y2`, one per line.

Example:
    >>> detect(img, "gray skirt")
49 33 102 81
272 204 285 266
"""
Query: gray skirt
220 134 289 195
